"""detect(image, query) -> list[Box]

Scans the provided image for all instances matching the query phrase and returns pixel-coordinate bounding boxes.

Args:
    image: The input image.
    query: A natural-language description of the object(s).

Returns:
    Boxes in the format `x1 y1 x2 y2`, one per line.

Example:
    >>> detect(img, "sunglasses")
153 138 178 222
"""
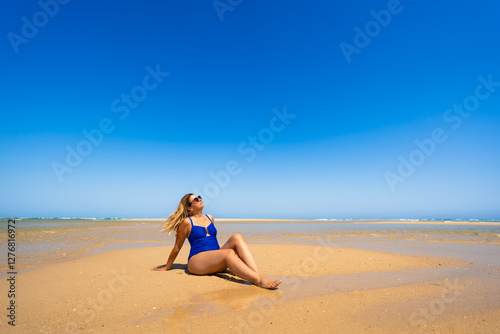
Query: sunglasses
189 195 202 206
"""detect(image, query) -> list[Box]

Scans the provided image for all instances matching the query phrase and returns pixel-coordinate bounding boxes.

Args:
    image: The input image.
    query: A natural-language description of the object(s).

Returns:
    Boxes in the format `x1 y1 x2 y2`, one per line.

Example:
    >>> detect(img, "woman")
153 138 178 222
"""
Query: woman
154 193 281 289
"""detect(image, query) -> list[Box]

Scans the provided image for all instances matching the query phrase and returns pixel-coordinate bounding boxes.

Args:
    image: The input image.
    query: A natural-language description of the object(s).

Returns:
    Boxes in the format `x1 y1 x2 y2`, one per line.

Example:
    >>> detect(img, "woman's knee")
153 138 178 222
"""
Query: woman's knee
230 233 243 241
223 248 236 259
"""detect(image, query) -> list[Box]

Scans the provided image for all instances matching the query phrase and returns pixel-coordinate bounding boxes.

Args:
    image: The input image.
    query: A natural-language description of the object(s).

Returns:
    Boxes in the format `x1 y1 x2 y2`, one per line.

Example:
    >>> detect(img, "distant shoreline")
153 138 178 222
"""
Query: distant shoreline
118 218 310 222
111 218 500 226
4 217 500 225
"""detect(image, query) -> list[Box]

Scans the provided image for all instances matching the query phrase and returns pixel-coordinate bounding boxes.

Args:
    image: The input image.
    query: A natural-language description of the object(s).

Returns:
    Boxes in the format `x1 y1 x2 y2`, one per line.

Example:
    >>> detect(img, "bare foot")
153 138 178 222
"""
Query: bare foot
258 276 282 289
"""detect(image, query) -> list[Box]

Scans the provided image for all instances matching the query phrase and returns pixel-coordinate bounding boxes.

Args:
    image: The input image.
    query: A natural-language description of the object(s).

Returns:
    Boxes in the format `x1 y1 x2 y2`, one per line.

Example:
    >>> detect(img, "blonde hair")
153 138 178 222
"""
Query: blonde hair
161 193 194 234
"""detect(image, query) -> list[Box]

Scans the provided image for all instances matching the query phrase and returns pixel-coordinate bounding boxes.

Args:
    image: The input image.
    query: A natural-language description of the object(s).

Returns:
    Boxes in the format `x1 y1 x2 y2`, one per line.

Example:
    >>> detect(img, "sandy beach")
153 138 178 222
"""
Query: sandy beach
1 220 500 333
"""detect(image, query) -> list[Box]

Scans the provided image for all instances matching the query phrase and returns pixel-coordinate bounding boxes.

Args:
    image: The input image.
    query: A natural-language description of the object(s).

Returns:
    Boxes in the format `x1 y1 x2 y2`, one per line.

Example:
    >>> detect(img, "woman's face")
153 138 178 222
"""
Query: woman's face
188 195 204 210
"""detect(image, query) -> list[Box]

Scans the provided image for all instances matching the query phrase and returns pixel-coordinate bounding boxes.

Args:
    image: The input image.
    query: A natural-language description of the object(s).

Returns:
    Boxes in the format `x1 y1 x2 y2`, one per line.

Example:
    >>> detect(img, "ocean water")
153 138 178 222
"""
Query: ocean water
1 218 499 274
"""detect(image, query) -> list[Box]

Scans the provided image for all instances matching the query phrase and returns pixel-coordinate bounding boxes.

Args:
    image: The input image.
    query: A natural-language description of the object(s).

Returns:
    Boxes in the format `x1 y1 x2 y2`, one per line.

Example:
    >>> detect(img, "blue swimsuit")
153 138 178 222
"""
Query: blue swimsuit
187 214 220 260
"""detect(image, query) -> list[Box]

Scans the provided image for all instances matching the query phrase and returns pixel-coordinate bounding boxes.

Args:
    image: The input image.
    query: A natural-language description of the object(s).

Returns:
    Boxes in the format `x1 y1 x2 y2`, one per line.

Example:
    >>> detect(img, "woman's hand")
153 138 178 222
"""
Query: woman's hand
152 264 169 271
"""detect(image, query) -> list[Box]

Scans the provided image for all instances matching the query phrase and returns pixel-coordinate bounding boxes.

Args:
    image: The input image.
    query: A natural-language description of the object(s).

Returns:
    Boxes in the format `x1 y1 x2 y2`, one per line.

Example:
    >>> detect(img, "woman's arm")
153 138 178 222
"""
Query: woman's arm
156 218 190 271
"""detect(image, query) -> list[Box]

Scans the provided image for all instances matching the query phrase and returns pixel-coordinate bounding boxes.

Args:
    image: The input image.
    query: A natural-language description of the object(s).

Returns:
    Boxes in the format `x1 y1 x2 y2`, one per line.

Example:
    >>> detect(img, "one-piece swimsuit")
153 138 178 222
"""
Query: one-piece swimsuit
187 214 220 260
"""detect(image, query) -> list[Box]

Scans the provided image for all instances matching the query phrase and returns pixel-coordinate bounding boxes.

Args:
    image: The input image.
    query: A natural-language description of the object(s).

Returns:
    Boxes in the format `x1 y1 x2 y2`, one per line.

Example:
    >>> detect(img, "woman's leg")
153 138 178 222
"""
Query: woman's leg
188 249 259 283
221 233 259 273
188 248 281 289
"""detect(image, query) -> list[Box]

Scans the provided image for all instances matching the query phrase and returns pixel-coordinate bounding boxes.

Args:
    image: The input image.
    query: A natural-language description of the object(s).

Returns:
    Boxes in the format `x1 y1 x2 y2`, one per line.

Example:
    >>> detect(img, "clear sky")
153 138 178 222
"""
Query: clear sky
1 0 499 219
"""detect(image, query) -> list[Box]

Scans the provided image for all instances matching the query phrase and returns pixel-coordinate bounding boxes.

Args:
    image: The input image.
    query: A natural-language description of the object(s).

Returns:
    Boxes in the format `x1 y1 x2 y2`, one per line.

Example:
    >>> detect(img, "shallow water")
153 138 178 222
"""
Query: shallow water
1 218 499 275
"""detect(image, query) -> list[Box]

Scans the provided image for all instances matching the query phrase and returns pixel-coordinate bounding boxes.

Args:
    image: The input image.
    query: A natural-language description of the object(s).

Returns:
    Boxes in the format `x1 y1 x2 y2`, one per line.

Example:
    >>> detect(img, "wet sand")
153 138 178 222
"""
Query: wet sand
1 236 500 333
5 218 500 274
1 219 500 333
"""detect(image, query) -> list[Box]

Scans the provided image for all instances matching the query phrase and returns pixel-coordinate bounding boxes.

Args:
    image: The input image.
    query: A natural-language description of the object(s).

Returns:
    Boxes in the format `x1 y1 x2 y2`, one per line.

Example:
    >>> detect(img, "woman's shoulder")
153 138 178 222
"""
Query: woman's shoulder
177 217 191 232
206 214 214 222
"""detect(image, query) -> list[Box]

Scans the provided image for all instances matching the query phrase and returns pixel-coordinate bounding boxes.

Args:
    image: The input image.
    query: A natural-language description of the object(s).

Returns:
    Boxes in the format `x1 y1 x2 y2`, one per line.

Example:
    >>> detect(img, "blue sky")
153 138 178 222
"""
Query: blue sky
1 0 499 219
